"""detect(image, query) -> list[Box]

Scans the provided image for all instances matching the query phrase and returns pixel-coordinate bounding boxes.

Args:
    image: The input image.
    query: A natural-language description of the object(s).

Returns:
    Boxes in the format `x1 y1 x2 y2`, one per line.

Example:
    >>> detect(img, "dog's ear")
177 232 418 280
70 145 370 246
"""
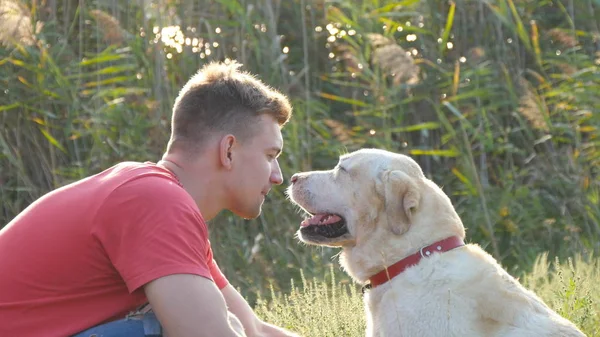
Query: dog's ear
376 170 420 235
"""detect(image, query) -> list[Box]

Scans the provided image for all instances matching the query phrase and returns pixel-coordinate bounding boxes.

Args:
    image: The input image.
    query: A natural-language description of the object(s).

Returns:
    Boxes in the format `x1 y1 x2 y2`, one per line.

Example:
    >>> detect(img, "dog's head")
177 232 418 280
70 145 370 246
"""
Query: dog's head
287 148 465 281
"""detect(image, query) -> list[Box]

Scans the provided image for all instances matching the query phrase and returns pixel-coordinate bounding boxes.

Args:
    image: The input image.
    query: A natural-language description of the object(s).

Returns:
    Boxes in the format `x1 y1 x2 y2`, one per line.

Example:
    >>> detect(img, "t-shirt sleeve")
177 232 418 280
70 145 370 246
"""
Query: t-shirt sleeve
92 175 222 293
206 243 229 289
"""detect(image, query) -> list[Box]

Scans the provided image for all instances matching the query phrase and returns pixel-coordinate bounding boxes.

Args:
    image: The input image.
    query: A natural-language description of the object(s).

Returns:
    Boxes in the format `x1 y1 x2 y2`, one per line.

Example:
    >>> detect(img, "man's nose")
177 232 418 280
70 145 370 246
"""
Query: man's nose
271 162 284 185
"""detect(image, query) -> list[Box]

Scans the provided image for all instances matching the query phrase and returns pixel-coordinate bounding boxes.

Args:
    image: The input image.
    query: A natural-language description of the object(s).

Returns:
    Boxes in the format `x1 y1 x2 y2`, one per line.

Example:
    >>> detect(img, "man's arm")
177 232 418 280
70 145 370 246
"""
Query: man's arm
144 274 245 337
221 284 300 337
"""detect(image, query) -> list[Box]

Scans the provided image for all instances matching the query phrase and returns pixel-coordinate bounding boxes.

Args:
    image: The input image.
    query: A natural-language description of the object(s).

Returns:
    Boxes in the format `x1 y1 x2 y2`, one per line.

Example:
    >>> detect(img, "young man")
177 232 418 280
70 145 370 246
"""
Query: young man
0 61 299 337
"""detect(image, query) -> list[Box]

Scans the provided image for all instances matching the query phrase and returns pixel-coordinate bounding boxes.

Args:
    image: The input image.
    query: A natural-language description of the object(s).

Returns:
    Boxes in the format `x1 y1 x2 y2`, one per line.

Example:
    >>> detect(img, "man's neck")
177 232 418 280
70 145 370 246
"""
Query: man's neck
158 156 224 222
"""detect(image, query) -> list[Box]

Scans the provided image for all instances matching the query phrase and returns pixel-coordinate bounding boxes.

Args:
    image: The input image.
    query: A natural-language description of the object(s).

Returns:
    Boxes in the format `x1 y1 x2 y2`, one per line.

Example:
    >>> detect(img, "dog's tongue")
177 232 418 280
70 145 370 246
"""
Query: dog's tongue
301 213 342 227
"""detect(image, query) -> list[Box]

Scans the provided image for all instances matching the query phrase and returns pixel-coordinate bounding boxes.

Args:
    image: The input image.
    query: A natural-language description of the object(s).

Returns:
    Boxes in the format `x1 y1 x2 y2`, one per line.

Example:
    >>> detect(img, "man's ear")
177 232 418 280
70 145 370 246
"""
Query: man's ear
376 170 421 235
219 134 237 170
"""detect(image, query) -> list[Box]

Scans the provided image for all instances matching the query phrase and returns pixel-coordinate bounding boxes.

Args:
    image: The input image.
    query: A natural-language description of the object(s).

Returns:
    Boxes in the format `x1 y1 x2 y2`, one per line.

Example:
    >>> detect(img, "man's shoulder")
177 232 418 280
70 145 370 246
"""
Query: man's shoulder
94 162 205 230
100 161 178 187
114 163 184 193
97 161 193 208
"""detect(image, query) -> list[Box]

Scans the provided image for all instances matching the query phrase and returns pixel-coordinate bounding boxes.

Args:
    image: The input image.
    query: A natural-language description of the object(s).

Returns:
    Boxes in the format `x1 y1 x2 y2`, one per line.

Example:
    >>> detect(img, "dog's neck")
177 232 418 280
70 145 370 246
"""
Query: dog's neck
367 235 465 288
339 226 465 284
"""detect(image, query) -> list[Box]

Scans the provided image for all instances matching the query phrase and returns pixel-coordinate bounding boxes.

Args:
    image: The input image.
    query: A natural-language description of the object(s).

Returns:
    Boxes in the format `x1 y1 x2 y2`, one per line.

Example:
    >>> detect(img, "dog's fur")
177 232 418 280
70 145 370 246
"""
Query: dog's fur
287 148 585 337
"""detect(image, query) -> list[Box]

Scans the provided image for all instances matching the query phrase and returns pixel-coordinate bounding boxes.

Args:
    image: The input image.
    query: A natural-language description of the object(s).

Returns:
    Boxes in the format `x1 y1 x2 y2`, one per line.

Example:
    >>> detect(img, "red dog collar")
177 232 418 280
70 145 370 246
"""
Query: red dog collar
367 236 465 289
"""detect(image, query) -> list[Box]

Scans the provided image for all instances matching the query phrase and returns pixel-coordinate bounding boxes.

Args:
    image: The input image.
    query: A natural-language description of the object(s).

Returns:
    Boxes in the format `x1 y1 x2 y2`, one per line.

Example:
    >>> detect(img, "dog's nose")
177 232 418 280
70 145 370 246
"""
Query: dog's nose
290 174 299 183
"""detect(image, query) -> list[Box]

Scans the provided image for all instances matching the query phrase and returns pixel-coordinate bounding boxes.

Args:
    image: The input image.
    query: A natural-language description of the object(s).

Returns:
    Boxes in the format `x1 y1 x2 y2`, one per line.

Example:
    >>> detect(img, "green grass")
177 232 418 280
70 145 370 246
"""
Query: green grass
255 255 600 336
522 253 600 335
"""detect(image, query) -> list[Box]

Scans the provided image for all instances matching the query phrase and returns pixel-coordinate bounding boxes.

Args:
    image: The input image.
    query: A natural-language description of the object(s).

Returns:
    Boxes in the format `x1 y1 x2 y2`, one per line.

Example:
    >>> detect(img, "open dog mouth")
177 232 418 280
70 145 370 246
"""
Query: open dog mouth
299 213 348 239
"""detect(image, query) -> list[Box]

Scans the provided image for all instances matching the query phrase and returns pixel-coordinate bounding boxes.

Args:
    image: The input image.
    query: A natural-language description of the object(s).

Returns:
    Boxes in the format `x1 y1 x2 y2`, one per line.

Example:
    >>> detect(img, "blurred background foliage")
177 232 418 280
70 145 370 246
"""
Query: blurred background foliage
1 0 599 305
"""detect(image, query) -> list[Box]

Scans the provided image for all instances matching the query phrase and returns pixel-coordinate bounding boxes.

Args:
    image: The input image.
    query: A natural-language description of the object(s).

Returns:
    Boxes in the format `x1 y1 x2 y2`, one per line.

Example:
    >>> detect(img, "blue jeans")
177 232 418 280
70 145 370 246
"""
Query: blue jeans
72 311 162 337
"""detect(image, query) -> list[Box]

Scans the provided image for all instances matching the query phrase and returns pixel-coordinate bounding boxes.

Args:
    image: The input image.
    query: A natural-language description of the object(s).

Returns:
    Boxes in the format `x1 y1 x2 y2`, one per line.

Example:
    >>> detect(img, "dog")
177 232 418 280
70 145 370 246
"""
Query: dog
287 148 585 337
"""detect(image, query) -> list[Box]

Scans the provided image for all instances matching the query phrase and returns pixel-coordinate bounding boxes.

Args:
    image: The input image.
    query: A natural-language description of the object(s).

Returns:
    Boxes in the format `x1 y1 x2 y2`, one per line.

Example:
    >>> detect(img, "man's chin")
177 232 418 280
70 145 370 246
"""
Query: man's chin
241 213 260 220
228 197 265 219
234 207 262 220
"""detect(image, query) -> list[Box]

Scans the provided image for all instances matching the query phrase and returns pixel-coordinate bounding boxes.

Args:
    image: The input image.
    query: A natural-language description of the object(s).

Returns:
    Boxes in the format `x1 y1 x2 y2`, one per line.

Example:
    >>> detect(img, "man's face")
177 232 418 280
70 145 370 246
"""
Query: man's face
227 115 284 219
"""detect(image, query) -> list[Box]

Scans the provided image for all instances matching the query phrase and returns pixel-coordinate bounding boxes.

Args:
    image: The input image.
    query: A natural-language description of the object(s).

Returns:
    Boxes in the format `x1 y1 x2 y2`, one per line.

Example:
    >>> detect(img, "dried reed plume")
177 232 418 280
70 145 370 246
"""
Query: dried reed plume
0 0 43 47
467 47 486 64
89 9 125 45
323 119 352 144
366 33 420 85
547 28 578 48
323 119 365 148
557 63 577 76
517 78 549 131
335 44 361 73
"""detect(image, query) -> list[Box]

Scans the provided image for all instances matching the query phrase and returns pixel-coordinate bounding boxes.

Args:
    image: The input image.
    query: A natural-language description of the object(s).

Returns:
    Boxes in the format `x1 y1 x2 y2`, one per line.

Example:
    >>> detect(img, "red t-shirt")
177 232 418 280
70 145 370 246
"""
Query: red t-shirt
0 162 229 337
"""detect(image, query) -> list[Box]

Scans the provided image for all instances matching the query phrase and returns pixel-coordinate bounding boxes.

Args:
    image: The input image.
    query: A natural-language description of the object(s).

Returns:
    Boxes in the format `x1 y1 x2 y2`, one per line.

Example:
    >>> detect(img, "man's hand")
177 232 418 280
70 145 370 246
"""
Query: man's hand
221 285 300 337
144 274 245 337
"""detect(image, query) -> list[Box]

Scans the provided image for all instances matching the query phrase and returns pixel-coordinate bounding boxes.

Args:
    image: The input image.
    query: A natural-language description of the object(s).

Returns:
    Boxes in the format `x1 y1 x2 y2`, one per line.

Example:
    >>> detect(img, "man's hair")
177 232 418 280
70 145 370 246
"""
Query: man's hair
167 60 292 153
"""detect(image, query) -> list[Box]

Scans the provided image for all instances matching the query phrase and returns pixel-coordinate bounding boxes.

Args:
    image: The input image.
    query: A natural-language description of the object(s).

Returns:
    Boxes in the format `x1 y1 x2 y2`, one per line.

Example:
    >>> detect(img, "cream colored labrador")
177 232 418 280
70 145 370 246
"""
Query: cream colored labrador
287 148 585 337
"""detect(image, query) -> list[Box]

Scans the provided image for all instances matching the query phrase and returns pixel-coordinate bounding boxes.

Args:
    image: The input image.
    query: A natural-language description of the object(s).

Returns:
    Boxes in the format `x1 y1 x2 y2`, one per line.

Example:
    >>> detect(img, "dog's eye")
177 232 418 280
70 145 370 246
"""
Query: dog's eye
337 165 347 173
